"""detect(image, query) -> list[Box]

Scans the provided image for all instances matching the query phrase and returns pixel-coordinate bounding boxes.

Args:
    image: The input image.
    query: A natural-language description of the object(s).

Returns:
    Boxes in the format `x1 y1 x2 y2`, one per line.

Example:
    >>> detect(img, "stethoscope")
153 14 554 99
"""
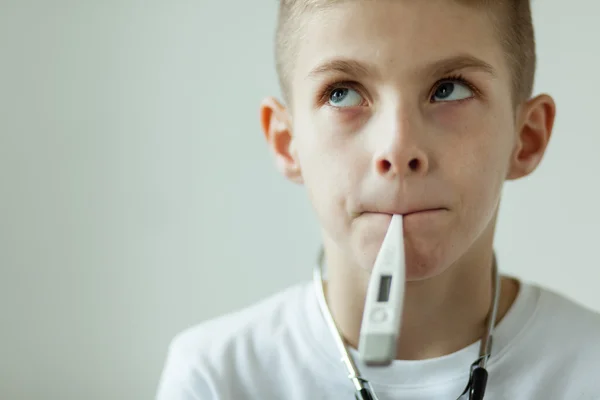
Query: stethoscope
313 248 501 400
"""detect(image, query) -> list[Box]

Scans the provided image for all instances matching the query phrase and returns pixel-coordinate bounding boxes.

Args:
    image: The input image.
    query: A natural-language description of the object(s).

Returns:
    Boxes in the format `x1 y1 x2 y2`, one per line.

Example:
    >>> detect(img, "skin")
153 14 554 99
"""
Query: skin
260 0 556 360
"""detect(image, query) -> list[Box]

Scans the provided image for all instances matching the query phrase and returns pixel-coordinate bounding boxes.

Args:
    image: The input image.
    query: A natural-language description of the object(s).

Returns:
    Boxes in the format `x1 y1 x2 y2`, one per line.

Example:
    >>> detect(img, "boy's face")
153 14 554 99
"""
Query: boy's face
262 0 554 279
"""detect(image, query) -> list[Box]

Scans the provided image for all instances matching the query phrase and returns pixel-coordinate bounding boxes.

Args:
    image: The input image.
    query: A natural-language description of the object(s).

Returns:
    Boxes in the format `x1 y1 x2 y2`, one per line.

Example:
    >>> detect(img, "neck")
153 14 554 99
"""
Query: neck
323 234 518 360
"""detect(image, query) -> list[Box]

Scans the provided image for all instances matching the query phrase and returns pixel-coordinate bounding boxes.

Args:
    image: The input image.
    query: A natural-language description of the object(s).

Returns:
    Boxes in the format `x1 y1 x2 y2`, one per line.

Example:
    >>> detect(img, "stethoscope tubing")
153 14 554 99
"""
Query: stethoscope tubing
313 248 500 400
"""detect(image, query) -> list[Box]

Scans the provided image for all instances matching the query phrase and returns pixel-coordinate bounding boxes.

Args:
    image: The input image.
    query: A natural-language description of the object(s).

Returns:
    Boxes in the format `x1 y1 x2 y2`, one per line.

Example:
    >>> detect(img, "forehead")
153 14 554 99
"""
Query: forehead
292 0 509 88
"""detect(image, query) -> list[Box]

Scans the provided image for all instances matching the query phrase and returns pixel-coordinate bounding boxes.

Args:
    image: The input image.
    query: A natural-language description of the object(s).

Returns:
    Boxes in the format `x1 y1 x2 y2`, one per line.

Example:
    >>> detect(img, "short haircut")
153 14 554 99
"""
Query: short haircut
275 0 535 105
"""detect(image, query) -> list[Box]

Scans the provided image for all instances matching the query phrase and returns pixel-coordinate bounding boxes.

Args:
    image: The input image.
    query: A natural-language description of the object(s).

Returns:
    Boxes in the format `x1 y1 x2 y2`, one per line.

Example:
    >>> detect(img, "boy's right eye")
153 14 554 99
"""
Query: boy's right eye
328 87 363 108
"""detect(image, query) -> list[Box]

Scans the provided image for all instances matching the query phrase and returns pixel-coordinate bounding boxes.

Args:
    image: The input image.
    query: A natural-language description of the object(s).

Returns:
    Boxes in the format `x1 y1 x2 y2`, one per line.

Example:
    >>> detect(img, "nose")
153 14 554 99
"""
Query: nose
374 111 430 179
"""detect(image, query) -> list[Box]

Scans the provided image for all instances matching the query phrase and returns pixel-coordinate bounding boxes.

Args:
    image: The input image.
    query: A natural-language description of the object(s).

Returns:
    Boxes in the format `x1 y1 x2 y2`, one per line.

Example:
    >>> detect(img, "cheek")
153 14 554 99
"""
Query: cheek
294 108 370 186
293 118 357 229
454 139 512 237
436 102 514 174
293 110 380 248
434 104 514 212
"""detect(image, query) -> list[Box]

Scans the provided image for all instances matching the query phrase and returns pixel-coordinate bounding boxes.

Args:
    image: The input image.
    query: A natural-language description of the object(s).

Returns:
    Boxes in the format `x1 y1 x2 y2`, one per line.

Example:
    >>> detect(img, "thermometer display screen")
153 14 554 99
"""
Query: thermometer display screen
377 275 392 302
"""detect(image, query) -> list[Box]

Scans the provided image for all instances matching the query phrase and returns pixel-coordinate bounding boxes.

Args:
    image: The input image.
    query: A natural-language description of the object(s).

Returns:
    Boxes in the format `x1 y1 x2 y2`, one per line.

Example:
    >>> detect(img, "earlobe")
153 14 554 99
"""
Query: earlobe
507 94 556 180
259 97 304 184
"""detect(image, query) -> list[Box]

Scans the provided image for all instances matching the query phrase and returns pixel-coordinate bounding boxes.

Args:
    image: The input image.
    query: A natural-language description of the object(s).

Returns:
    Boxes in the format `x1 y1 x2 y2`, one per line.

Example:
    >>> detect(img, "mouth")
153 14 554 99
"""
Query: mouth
402 208 447 216
357 208 447 217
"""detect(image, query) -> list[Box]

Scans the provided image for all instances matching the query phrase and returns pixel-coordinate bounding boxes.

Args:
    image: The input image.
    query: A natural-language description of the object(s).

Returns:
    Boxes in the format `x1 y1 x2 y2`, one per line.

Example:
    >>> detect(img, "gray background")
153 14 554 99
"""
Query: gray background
1 1 599 399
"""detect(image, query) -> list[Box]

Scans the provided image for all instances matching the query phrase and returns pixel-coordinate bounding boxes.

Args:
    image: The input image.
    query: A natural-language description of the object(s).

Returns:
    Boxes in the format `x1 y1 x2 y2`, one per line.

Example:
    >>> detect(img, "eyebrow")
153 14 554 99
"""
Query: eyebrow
308 59 377 80
306 54 496 80
426 54 496 78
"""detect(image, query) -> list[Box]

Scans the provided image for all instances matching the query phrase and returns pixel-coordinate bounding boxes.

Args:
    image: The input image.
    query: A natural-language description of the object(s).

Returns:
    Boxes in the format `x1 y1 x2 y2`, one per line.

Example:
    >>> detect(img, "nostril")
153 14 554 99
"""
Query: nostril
408 158 420 171
380 160 392 172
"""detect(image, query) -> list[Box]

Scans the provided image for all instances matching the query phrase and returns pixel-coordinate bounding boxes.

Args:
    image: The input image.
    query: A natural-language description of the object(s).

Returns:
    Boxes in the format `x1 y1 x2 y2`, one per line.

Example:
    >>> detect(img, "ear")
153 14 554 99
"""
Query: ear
506 94 556 180
259 97 304 184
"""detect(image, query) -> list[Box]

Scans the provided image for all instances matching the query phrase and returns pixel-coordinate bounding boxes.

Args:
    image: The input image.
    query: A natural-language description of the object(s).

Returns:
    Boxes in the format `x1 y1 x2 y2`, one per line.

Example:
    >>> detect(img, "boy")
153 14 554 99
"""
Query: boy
157 1 600 399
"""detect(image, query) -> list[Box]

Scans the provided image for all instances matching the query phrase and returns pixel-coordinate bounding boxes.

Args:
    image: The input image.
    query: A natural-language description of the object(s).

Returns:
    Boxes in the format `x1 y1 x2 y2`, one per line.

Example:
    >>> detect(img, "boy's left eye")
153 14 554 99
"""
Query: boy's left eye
431 81 473 102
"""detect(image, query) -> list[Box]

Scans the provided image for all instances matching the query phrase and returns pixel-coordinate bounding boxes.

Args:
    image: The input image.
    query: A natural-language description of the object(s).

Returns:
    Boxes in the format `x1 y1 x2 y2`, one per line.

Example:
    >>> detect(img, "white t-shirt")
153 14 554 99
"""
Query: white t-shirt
156 277 600 399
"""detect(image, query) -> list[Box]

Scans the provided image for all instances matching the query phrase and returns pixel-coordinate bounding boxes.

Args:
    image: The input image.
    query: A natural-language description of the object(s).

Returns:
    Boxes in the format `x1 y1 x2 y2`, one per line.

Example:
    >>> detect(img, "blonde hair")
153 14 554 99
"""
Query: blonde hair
275 0 536 105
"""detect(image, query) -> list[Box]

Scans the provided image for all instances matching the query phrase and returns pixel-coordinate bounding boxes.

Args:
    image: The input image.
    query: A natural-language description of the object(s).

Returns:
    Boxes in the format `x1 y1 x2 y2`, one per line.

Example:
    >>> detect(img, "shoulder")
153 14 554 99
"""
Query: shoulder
169 282 308 358
535 285 600 338
514 285 600 397
519 283 600 356
524 284 600 373
156 282 310 399
497 280 600 364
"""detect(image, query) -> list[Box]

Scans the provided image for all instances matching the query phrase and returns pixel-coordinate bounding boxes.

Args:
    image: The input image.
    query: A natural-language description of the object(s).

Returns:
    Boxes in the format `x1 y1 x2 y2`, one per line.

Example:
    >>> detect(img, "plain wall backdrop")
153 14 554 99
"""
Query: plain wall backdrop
1 1 599 399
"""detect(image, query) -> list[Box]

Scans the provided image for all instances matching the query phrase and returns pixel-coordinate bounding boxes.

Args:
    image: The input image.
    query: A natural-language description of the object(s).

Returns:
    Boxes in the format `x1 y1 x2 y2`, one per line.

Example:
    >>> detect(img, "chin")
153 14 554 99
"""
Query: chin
404 251 449 281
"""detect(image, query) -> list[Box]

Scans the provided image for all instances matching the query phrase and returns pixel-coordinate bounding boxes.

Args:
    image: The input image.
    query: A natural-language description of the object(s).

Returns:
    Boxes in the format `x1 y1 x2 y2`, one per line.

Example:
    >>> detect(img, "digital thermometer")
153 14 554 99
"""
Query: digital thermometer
358 214 405 366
